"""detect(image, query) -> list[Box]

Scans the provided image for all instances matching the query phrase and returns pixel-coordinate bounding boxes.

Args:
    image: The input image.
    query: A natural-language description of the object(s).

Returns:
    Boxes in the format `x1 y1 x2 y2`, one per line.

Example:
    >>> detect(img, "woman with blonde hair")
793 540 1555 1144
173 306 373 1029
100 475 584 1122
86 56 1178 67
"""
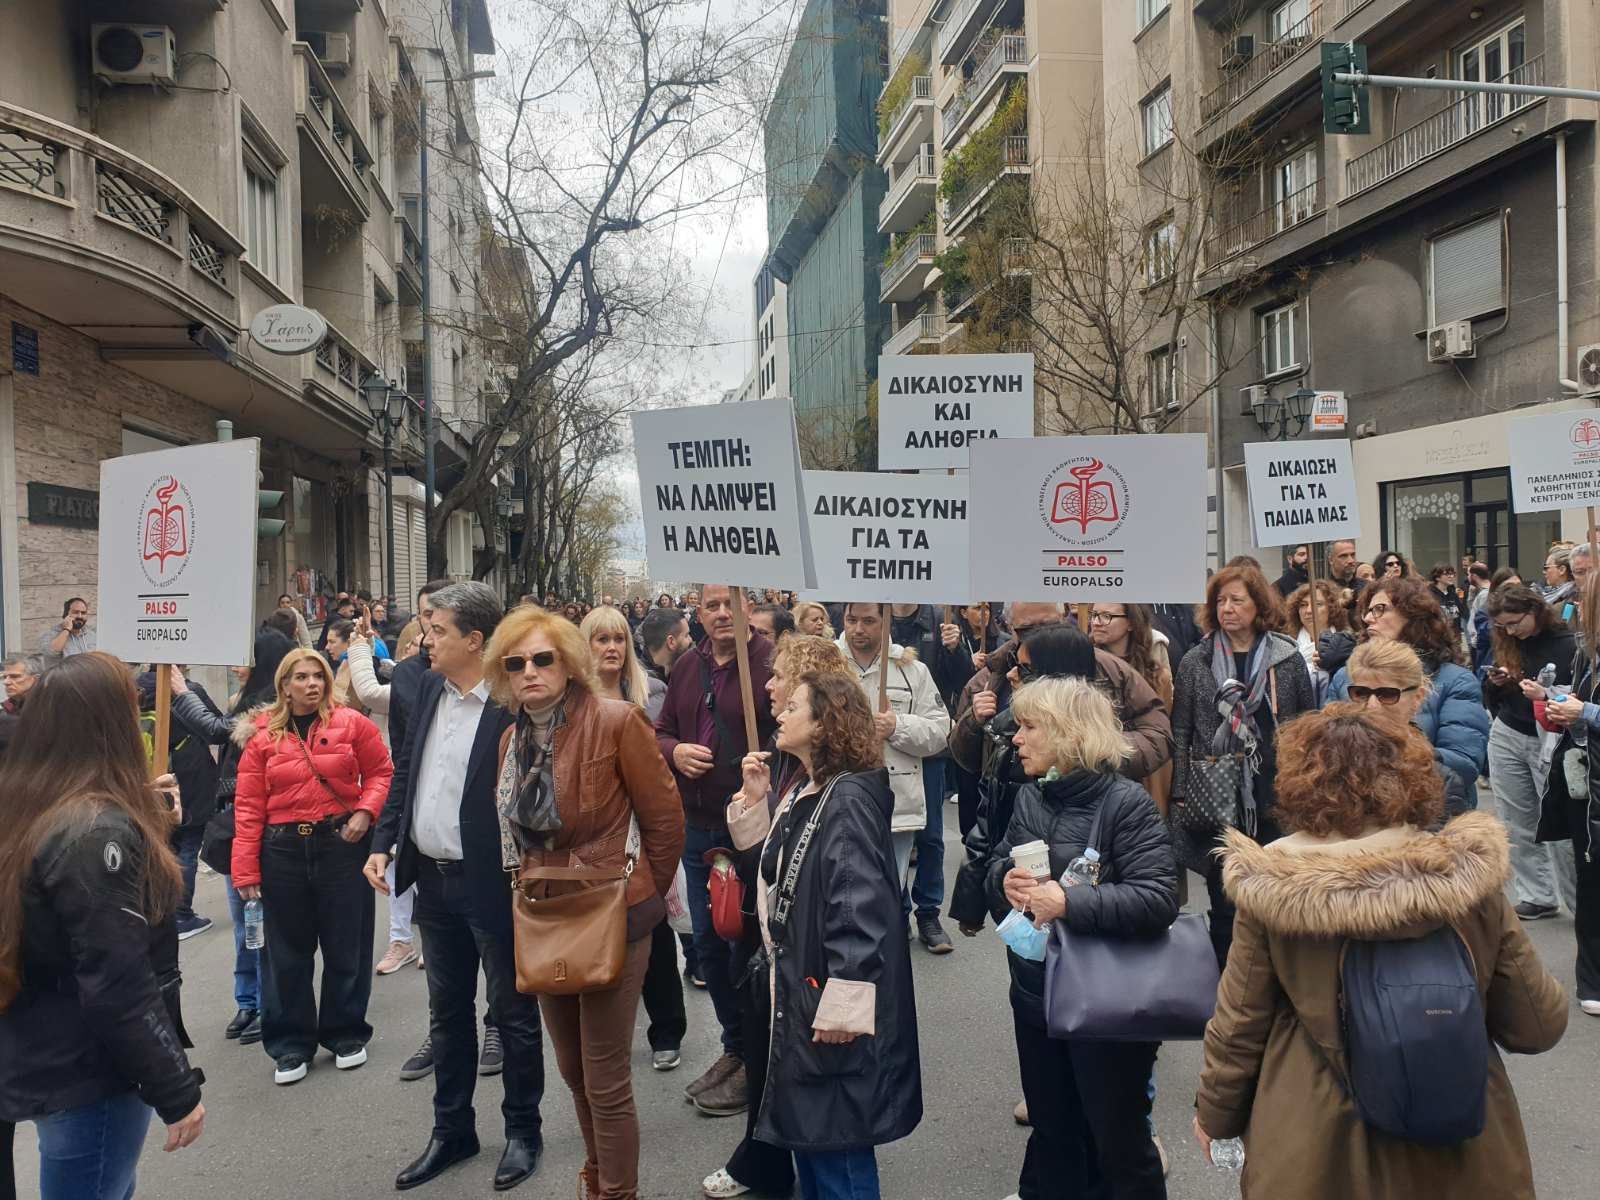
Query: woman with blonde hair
485 605 684 1200
988 677 1178 1200
231 647 393 1086
789 600 832 639
582 605 662 719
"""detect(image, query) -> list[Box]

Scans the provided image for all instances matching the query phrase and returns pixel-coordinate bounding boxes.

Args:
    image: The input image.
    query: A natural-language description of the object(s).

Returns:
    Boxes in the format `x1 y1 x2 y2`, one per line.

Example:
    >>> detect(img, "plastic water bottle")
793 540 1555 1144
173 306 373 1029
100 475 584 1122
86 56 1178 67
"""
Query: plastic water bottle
1211 1137 1245 1170
243 899 265 950
1062 847 1101 888
1538 662 1558 690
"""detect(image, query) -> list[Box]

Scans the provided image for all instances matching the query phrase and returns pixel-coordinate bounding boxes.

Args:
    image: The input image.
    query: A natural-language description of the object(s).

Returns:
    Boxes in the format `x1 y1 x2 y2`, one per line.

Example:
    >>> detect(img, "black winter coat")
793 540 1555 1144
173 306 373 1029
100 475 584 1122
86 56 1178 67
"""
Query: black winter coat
0 806 201 1125
754 769 923 1152
983 769 1179 1027
138 673 222 828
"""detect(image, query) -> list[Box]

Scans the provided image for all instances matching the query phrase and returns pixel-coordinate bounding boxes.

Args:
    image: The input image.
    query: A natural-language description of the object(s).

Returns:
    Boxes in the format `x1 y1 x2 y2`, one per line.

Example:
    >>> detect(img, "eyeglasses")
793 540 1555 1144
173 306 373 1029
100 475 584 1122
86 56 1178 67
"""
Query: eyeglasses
1346 685 1417 705
1089 611 1127 625
1364 603 1394 619
1493 615 1527 633
502 651 558 673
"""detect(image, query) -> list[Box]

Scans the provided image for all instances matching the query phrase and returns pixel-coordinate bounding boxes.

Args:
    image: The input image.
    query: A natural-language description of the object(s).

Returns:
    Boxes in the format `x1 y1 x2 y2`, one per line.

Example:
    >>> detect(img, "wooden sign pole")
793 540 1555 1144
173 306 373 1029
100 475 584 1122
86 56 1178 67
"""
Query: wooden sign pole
152 666 172 779
729 586 759 750
1588 507 1598 577
878 602 892 710
1306 542 1322 648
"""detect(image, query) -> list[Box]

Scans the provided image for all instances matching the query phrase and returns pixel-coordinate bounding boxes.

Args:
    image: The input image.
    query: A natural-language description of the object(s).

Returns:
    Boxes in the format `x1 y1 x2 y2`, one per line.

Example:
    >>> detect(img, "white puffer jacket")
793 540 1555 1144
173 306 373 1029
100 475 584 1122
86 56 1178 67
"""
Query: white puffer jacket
838 635 952 832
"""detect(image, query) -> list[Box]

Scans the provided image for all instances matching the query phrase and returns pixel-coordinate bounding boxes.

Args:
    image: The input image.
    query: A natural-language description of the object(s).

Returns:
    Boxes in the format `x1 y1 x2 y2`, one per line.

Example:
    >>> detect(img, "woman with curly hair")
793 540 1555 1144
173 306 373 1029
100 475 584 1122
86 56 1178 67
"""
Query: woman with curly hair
1283 580 1352 702
1195 707 1566 1200
1330 576 1488 810
721 673 920 1200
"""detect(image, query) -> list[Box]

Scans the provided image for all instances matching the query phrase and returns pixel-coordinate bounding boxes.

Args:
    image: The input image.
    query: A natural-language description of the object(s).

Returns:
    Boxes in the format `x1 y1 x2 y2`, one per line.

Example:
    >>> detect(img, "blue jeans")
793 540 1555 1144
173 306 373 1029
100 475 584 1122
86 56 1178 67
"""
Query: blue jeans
33 1091 151 1200
682 824 743 1058
224 876 260 1010
909 759 945 917
794 1148 880 1200
169 825 204 923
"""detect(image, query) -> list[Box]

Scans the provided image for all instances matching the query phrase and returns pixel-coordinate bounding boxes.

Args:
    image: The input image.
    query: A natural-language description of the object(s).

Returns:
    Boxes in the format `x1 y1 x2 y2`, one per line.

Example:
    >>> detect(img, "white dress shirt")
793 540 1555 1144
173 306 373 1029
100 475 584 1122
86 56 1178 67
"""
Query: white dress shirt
410 677 490 861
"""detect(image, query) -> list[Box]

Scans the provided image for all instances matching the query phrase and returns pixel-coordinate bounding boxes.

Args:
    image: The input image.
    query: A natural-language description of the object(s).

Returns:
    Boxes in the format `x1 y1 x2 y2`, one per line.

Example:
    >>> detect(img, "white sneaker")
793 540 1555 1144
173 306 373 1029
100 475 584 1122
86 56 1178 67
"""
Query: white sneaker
335 1046 368 1070
1581 999 1600 1016
702 1168 751 1198
274 1057 308 1085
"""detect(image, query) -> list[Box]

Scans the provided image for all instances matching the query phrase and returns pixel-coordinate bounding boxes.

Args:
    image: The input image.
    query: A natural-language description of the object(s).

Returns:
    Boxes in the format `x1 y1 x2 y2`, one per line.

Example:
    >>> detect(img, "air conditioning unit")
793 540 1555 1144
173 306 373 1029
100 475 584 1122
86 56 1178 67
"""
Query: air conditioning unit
1577 343 1600 390
91 23 177 85
1240 383 1270 416
1221 36 1255 71
300 30 352 71
1427 319 1475 362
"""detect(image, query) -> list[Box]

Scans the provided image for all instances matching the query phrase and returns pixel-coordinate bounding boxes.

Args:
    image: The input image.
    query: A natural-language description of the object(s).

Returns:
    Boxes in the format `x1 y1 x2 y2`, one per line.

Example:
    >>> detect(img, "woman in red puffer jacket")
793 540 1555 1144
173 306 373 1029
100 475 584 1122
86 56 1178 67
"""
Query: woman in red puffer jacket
231 648 393 1087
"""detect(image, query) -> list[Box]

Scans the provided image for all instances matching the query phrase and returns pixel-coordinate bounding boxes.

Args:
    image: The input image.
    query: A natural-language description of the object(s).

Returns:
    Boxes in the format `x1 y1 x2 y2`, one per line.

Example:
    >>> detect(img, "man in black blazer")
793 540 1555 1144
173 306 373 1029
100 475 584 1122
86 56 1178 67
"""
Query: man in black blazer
367 582 542 1192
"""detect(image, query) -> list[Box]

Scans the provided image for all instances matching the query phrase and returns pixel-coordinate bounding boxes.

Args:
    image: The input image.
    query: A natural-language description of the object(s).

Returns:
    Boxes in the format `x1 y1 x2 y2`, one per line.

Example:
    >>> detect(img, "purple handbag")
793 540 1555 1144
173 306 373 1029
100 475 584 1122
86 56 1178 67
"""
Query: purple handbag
1041 803 1221 1042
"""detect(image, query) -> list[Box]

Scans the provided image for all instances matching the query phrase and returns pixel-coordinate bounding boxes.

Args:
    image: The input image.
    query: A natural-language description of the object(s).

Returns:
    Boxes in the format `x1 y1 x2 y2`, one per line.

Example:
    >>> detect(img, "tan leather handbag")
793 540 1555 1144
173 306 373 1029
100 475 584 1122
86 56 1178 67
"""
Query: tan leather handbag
510 820 640 996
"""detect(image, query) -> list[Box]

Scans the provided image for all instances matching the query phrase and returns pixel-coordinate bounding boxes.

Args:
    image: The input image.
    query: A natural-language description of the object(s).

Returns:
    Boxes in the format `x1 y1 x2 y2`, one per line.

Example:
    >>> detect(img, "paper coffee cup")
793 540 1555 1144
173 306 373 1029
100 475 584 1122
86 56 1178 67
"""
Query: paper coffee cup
1012 840 1051 881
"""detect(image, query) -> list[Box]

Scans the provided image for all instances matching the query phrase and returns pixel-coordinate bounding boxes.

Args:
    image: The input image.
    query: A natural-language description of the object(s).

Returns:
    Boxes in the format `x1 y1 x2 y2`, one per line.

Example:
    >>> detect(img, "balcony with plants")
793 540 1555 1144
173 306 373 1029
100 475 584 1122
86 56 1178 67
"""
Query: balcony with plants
880 143 937 234
943 30 1029 149
877 51 933 167
880 213 936 303
940 81 1029 237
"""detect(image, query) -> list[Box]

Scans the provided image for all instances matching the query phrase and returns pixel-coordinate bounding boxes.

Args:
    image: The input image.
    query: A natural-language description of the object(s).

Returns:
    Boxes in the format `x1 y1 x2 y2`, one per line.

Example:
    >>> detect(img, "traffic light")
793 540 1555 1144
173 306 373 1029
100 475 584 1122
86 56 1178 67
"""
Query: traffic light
1321 41 1370 135
258 475 285 537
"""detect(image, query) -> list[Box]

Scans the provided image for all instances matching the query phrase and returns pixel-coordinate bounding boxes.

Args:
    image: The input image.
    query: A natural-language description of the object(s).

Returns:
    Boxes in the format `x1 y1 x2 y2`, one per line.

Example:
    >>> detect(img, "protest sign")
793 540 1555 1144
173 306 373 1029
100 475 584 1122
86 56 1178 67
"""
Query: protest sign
878 352 1034 469
98 439 261 668
967 435 1207 602
632 396 816 591
1508 408 1600 511
1242 439 1361 547
803 470 970 604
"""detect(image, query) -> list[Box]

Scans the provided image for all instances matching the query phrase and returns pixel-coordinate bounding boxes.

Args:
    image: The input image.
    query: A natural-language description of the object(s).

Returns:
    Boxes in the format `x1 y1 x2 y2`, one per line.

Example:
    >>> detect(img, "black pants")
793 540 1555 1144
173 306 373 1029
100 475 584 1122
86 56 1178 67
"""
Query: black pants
1556 792 1600 1000
413 858 545 1142
1203 814 1280 970
952 761 983 841
258 823 375 1061
724 942 794 1196
1013 1011 1165 1200
641 919 687 1052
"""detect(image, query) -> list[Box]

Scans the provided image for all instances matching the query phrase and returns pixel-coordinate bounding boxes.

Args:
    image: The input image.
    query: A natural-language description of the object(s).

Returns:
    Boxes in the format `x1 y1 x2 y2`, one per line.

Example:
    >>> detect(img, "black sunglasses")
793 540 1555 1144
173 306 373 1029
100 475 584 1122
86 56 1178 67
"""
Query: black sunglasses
1017 662 1038 682
1346 684 1417 706
502 651 558 673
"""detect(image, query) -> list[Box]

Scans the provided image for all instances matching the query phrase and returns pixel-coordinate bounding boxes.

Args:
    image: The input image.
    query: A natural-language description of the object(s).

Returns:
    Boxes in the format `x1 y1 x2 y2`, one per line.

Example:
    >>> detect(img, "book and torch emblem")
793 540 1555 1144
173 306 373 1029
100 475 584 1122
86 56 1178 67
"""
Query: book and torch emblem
1040 457 1130 545
138 474 195 587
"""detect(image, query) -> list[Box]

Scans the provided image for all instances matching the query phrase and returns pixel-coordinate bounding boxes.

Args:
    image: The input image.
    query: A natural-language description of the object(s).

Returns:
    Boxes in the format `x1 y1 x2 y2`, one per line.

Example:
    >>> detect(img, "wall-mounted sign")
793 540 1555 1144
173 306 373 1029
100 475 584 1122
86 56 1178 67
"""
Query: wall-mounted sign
27 482 99 529
1309 390 1347 432
11 322 39 374
247 304 328 355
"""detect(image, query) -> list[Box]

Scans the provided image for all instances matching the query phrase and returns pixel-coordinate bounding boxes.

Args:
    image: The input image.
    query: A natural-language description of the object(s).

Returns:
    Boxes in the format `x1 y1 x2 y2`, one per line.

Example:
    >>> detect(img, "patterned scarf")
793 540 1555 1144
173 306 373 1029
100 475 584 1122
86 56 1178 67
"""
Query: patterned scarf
495 697 565 868
1209 633 1271 835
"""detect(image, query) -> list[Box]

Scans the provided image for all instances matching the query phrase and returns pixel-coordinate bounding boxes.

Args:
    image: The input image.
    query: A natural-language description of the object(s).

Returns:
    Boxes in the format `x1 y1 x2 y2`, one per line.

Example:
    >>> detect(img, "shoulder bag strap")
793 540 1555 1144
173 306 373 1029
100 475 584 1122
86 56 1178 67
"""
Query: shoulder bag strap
769 773 844 941
293 722 352 813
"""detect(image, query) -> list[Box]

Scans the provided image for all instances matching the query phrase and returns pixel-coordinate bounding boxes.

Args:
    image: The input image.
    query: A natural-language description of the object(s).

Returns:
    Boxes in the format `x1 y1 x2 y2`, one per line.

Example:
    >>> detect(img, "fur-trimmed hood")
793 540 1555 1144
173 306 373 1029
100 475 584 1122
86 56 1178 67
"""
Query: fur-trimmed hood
1221 811 1510 939
230 704 271 748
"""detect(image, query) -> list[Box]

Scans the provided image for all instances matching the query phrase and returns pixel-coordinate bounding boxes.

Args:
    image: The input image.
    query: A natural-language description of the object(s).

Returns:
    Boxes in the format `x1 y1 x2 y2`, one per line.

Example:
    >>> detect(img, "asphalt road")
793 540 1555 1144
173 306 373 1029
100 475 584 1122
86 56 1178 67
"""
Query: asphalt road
12 806 1599 1199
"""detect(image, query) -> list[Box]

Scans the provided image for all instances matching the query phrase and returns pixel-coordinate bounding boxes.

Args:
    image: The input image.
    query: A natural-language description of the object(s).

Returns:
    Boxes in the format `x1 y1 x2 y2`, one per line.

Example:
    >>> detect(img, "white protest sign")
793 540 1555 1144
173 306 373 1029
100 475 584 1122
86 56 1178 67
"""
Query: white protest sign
1508 407 1600 511
98 439 261 665
967 435 1207 602
878 352 1034 469
1242 440 1361 547
632 397 816 590
803 470 970 604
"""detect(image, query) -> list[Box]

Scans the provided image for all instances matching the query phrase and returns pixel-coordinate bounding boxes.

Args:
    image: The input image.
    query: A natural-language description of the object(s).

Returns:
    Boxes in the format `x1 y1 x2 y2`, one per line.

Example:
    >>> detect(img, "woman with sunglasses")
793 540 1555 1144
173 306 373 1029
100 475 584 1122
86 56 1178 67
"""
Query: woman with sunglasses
1342 639 1473 818
1331 577 1488 818
1372 551 1408 580
1484 583 1578 922
483 606 685 1200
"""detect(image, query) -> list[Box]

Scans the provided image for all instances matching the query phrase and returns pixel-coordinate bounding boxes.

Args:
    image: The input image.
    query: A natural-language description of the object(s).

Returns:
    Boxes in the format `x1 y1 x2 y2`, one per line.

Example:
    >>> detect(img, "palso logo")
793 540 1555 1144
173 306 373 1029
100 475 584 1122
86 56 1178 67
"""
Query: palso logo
138 474 195 587
1039 457 1131 547
1571 418 1600 450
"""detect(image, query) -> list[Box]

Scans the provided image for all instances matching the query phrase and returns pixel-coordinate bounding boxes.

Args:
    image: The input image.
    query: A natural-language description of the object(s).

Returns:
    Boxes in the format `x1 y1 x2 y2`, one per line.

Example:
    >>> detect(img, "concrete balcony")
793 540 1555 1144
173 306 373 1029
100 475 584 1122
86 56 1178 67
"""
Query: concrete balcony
294 42 370 219
1204 177 1326 268
1200 1 1327 128
884 313 946 355
878 75 934 167
396 211 423 302
943 134 1029 237
943 35 1029 149
880 233 938 303
303 316 377 417
939 0 1000 66
879 145 936 234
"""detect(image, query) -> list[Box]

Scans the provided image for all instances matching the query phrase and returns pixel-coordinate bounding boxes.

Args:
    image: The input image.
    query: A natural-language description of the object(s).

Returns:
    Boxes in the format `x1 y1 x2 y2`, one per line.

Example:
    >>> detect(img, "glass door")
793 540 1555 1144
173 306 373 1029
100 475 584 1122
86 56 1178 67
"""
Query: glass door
1458 20 1526 131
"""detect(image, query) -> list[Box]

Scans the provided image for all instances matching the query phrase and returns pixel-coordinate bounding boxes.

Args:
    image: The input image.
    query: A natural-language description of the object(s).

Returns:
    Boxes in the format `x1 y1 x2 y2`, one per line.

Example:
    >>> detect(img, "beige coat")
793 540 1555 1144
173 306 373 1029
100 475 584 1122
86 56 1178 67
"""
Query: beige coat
1196 812 1567 1200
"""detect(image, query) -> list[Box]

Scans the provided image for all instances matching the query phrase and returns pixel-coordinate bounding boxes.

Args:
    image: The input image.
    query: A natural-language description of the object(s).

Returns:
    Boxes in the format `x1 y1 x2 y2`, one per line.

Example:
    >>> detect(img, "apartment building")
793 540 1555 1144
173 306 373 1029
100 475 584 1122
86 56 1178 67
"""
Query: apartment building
0 0 500 652
765 0 888 466
1127 0 1600 578
753 260 789 400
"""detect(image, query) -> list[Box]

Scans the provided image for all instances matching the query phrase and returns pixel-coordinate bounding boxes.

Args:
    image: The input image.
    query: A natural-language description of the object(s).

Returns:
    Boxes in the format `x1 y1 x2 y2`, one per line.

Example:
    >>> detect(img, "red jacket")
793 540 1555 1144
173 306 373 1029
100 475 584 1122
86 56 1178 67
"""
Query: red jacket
231 706 393 885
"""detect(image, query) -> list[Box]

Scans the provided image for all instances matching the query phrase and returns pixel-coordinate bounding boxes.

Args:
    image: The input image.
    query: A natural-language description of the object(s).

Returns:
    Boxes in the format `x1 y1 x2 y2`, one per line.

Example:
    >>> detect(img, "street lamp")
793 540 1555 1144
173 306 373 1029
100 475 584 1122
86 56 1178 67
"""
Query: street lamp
1252 384 1316 440
362 373 408 600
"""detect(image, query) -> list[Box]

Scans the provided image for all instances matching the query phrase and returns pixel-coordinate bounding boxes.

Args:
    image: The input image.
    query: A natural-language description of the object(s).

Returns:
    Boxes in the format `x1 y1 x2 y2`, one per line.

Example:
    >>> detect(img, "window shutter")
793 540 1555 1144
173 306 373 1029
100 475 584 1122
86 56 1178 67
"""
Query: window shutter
391 496 411 601
1431 218 1502 324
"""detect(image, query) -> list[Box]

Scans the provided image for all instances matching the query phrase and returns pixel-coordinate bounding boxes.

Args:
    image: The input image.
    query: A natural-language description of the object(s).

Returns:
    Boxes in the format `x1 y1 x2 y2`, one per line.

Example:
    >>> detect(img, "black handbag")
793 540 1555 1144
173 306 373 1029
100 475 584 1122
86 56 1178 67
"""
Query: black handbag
1043 803 1221 1042
199 805 235 874
1174 753 1243 833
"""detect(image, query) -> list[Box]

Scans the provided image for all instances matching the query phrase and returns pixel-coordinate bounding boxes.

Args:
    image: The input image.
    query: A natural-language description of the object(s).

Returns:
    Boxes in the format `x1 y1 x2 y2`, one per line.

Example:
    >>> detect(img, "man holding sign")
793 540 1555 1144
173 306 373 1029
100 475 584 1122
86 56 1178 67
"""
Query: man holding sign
655 584 776 1117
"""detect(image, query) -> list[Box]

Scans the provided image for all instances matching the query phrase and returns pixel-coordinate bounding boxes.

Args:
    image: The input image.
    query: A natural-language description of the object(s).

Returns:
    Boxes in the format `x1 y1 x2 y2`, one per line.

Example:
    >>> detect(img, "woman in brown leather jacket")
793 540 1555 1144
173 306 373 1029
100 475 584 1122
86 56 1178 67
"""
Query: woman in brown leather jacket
482 606 685 1200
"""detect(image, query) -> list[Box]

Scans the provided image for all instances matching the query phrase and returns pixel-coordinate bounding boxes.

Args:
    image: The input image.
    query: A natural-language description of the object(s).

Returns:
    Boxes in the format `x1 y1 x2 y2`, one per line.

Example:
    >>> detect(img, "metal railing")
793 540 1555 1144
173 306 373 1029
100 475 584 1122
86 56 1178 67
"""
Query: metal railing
1000 339 1031 355
945 34 1028 141
0 127 63 196
1200 1 1324 125
885 313 945 355
295 44 371 185
943 134 1029 226
1204 177 1324 266
1346 55 1545 195
188 225 227 284
938 0 998 63
881 75 932 147
1002 237 1029 273
880 145 936 226
881 232 936 296
96 162 172 243
314 329 359 388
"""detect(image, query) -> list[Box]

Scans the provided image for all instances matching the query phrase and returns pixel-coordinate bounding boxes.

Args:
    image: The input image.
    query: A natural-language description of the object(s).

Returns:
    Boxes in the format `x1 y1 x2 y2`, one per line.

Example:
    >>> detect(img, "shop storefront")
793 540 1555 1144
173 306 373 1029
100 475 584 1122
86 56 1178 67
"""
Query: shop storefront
1380 467 1561 581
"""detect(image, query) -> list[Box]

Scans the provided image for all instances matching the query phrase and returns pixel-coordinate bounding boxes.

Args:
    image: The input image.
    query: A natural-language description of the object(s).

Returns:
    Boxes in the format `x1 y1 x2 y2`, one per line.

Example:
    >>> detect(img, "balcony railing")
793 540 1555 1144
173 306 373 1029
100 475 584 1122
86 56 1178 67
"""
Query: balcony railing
1200 2 1325 125
885 313 945 355
1002 237 1029 273
293 43 371 203
1000 339 1032 355
1346 56 1545 195
1204 178 1325 266
943 134 1030 228
881 75 932 149
308 320 371 402
944 34 1028 143
881 232 936 297
880 145 936 228
939 0 998 64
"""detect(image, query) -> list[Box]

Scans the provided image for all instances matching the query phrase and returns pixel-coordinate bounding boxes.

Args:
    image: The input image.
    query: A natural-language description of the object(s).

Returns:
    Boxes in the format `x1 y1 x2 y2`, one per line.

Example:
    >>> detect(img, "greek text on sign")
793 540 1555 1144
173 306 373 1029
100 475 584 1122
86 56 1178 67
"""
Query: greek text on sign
1242 440 1361 547
968 435 1207 603
804 471 970 604
878 353 1034 469
247 304 328 355
1507 407 1600 511
98 439 261 666
632 397 816 590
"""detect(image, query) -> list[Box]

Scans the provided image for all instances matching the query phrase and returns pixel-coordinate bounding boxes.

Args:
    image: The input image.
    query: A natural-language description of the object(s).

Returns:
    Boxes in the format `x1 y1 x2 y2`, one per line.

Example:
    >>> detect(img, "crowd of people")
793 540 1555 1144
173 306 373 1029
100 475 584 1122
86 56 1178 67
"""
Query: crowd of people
0 546 1593 1199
